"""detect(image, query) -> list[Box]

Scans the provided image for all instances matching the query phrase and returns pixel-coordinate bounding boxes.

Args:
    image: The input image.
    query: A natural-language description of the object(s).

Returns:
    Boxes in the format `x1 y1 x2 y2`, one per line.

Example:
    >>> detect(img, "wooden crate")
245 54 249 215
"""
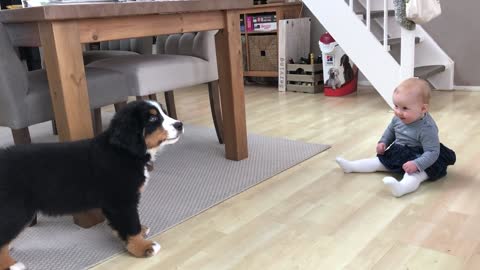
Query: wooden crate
286 63 323 93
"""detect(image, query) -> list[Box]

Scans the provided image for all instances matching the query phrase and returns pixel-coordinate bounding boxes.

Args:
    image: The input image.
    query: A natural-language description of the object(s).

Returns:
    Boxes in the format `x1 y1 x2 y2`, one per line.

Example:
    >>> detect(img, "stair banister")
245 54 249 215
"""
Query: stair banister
383 0 388 51
366 0 371 30
400 28 416 79
305 0 453 107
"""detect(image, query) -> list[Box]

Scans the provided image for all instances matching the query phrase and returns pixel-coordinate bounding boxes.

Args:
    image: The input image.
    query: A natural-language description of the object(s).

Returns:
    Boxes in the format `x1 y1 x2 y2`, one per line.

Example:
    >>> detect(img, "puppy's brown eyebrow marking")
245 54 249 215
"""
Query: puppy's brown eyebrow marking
149 109 158 115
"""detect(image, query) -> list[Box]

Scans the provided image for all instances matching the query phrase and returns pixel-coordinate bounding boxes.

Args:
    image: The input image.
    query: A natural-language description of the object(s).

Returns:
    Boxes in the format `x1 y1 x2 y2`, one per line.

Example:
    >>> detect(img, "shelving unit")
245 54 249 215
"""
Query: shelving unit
238 2 302 78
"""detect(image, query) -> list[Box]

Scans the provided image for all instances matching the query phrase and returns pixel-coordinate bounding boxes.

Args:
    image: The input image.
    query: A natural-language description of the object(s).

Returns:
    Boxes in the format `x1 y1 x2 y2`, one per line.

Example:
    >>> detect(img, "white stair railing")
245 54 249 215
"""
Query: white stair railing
400 28 416 79
350 0 414 78
306 0 453 107
306 0 400 107
383 0 388 51
366 0 371 30
353 0 453 89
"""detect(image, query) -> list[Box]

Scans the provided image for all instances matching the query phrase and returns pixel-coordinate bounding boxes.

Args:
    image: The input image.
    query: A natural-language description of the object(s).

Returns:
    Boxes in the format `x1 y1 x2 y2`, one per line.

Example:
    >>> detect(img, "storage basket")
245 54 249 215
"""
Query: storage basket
248 35 278 71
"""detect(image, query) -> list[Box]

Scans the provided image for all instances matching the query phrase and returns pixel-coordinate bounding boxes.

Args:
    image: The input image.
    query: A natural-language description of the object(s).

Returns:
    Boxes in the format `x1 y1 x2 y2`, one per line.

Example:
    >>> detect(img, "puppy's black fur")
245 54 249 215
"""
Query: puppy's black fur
0 100 182 267
340 54 354 83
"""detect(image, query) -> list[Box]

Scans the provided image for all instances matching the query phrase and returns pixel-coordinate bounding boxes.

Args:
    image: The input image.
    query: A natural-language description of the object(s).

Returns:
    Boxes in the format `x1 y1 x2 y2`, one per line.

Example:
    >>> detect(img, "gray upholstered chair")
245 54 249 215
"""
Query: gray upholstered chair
83 37 153 65
87 31 223 143
0 22 130 145
82 37 155 128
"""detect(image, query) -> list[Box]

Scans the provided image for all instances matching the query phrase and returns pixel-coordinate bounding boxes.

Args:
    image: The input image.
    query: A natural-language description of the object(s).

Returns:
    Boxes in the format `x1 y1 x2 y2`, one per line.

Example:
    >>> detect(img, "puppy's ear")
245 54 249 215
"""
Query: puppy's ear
340 54 346 66
108 101 149 159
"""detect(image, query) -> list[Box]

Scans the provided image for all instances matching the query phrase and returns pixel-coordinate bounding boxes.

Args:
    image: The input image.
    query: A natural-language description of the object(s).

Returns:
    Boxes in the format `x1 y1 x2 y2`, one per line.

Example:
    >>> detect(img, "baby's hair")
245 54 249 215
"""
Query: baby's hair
394 78 431 104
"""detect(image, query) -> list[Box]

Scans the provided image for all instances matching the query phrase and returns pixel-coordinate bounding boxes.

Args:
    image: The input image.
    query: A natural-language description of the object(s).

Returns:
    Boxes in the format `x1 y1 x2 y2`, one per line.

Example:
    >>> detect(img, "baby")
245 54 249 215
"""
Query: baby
336 78 456 197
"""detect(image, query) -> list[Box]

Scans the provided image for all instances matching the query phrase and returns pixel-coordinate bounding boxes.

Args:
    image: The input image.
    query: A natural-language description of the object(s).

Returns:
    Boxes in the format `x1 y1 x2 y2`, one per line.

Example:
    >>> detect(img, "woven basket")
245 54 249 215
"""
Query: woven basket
248 35 278 71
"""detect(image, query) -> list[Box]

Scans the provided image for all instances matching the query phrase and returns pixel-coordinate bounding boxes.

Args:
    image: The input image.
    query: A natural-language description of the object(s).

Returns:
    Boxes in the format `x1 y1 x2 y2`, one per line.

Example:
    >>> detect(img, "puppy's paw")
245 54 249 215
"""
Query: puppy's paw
9 262 26 270
144 241 161 257
127 237 161 258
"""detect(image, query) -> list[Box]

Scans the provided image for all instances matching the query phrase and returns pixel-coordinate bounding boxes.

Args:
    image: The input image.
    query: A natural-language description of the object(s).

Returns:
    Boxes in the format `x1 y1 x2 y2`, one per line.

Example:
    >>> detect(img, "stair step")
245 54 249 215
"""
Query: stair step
356 10 395 20
380 37 421 45
414 65 446 79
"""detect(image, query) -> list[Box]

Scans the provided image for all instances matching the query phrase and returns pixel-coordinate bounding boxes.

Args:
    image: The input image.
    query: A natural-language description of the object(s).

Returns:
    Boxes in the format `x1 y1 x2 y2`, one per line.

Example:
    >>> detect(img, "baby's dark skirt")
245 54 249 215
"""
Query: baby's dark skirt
377 143 456 181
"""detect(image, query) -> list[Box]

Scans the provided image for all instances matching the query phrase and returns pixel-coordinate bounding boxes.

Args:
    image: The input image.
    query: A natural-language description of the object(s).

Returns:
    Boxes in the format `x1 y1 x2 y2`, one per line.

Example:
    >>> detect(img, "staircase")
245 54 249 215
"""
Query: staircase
303 0 454 108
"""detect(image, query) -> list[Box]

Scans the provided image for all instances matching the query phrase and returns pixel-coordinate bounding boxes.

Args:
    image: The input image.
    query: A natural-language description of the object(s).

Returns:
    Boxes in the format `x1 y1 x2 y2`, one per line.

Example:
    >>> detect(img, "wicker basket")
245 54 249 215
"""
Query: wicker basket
248 35 278 71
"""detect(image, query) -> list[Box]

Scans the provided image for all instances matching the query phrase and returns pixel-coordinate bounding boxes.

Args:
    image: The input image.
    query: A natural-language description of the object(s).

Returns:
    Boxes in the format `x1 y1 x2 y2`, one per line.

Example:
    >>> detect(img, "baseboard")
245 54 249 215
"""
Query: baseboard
358 82 480 92
453 85 480 91
357 80 372 86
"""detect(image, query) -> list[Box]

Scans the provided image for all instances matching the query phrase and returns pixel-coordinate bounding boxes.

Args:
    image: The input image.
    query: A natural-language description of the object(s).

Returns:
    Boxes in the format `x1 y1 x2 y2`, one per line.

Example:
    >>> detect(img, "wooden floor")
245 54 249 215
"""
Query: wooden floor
94 85 480 270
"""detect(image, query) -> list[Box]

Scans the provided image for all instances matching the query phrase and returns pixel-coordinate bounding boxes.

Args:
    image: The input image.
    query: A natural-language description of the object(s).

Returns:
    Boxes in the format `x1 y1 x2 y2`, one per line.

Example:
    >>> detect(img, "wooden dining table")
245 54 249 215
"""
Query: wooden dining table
0 0 251 228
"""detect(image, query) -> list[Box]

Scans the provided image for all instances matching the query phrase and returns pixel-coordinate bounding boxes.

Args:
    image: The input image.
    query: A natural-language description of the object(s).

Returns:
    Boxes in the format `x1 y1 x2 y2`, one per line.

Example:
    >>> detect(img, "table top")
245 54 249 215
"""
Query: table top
0 0 253 23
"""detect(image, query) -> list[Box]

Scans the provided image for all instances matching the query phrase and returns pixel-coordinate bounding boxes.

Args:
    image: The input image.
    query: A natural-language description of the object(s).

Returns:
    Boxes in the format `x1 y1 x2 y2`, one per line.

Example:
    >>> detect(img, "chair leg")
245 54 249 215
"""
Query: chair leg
11 127 31 145
148 94 158 101
164 91 177 119
114 101 127 112
11 127 37 226
208 80 224 144
52 120 58 135
92 108 103 136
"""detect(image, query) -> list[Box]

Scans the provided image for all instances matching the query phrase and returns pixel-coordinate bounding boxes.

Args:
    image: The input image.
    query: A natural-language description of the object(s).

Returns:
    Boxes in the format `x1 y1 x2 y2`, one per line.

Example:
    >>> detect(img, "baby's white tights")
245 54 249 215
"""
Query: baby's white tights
336 157 429 197
335 157 388 173
383 172 428 197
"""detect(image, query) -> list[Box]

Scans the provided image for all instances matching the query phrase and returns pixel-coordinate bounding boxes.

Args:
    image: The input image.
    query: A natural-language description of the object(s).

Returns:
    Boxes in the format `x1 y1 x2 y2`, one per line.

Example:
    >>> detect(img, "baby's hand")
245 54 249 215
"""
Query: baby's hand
376 143 386 155
402 161 418 174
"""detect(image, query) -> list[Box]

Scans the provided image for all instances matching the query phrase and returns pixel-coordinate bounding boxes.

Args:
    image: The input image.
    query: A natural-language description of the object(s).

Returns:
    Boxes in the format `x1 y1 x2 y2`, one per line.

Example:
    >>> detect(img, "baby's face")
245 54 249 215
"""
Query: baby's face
392 88 427 124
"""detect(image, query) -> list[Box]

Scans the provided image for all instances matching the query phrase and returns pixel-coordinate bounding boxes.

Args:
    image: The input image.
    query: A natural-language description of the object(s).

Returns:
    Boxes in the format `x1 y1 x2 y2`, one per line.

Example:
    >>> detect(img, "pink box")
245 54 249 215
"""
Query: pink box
246 16 254 32
253 22 277 31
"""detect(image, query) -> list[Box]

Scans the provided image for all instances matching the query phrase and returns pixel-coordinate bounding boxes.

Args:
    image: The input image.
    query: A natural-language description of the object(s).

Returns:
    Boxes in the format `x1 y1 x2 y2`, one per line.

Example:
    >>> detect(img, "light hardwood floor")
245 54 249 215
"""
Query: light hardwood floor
95 84 480 270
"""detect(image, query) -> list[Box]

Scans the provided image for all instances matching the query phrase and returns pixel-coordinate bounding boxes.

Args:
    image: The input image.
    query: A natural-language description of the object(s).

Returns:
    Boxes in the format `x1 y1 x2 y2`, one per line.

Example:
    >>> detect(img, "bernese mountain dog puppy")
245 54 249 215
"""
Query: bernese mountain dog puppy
0 100 183 270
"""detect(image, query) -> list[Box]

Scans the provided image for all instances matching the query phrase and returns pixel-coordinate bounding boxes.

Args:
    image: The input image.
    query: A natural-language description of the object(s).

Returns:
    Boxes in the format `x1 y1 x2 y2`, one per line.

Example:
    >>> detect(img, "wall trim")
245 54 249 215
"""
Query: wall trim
358 80 372 86
453 85 480 91
359 81 480 92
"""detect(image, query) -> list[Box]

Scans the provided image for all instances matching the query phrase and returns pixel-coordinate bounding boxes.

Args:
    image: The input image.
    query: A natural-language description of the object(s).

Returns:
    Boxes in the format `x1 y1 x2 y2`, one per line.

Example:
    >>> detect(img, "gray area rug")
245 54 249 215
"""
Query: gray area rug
1 118 330 270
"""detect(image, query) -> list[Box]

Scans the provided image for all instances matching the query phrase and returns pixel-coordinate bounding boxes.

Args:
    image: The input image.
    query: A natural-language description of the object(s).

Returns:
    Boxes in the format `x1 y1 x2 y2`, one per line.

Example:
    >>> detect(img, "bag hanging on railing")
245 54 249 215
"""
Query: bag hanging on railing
406 0 442 24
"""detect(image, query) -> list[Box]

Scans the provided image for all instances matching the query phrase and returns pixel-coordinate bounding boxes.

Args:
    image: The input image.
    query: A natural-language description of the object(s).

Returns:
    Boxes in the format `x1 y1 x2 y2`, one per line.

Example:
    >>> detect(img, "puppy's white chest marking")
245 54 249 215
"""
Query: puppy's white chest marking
143 167 150 187
137 166 149 194
147 147 159 161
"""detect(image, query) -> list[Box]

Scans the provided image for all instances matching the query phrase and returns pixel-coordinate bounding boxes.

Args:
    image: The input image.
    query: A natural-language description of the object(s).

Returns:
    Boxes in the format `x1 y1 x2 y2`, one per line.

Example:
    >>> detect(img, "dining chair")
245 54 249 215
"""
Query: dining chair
83 37 156 126
87 31 224 144
83 37 153 65
0 23 131 225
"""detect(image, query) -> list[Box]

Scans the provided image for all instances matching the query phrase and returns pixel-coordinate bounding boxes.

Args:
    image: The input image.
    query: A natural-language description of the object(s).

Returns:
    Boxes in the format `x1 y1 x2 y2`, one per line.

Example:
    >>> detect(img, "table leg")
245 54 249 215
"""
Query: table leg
39 21 105 228
215 10 248 161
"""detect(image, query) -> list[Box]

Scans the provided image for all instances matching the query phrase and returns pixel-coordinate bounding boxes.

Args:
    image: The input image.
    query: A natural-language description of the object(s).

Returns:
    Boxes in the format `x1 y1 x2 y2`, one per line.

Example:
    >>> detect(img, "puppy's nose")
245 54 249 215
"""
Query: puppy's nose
173 121 183 131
